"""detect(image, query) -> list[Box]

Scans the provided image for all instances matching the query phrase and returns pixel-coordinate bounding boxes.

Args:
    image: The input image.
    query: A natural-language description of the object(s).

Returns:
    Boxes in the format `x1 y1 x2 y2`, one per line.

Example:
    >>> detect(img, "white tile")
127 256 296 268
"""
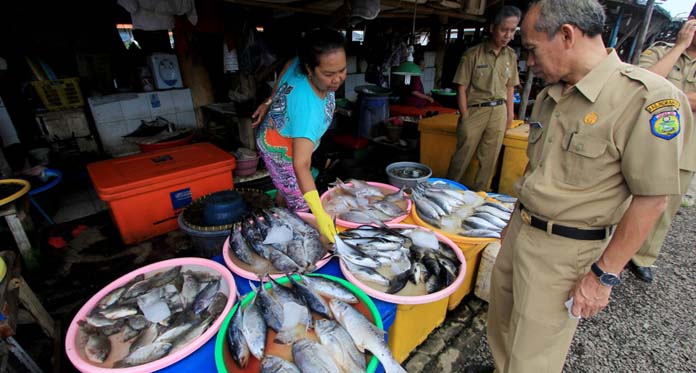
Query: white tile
160 113 178 125
424 52 436 68
125 119 144 135
89 100 123 123
175 111 196 128
171 89 194 112
149 91 175 116
120 95 150 120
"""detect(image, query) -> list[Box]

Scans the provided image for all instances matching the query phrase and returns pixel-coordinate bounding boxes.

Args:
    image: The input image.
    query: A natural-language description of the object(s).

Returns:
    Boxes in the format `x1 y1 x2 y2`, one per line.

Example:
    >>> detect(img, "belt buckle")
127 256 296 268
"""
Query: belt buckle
520 209 531 224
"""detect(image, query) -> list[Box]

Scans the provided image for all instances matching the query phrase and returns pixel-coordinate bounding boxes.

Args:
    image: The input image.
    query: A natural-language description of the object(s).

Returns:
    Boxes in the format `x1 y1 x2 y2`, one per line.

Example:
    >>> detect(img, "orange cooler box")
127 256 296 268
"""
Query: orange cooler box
88 143 236 244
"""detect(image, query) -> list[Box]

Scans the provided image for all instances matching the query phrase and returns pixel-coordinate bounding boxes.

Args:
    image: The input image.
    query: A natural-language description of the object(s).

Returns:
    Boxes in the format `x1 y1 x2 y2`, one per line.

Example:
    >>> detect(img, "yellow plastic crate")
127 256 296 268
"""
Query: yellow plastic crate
418 114 483 189
498 123 529 197
447 241 488 310
388 297 449 363
31 78 84 111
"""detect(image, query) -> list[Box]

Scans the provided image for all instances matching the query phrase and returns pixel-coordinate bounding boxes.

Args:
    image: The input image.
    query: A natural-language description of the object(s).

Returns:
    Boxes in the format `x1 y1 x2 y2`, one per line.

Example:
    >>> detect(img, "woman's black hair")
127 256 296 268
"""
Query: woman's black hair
297 27 345 76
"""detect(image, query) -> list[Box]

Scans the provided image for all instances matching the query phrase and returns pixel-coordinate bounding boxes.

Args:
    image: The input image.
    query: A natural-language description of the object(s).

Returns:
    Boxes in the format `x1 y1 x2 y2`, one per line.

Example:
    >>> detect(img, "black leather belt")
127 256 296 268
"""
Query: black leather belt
469 99 504 108
519 204 612 241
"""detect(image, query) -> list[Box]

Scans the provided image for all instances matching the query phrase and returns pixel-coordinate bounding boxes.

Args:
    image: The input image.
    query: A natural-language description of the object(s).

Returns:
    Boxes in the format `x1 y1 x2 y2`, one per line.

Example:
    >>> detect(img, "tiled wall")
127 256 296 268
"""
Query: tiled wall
88 89 195 157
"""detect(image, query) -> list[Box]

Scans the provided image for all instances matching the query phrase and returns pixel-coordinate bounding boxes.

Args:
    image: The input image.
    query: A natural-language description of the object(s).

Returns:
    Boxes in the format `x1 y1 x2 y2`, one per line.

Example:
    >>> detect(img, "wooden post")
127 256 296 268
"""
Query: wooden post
434 16 448 89
631 0 655 65
176 44 215 129
518 71 534 121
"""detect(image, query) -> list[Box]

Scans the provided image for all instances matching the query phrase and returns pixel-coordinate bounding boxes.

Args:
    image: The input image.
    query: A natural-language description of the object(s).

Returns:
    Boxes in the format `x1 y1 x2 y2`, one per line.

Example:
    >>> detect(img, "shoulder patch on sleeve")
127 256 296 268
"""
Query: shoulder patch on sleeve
650 110 680 140
645 99 681 113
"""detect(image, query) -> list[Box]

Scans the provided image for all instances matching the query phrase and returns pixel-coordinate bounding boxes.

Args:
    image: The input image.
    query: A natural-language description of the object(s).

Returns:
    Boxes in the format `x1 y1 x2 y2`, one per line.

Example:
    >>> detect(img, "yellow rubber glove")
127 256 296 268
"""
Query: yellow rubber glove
303 190 337 243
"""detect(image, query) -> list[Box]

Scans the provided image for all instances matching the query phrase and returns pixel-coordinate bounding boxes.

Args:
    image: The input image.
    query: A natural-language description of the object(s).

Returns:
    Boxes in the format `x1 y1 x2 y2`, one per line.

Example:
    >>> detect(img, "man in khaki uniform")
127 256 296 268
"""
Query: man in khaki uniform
447 6 520 192
485 1 694 372
632 17 696 283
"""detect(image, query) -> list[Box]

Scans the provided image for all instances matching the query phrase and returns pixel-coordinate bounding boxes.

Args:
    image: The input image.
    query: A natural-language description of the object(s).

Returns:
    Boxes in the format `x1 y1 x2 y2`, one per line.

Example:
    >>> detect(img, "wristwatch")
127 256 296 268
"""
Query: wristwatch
591 262 621 287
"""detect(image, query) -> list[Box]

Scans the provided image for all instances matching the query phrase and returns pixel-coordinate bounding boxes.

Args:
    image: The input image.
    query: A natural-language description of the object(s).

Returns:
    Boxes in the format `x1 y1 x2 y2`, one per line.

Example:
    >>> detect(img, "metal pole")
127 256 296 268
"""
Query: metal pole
609 7 623 48
631 0 655 65
518 71 535 121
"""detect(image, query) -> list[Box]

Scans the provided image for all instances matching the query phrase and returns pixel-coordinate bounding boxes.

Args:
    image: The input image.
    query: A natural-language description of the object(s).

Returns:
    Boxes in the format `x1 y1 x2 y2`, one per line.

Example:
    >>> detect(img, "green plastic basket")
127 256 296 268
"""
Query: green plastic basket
214 273 382 372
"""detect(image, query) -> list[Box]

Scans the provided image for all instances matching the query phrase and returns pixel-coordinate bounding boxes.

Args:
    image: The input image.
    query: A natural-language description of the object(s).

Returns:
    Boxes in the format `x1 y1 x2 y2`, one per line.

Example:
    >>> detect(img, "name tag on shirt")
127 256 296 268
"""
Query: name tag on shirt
476 64 489 69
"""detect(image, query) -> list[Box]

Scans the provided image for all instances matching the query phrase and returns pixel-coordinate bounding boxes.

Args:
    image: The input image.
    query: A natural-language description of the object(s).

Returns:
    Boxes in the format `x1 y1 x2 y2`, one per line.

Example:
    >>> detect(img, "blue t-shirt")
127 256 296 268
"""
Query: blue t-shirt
269 58 335 146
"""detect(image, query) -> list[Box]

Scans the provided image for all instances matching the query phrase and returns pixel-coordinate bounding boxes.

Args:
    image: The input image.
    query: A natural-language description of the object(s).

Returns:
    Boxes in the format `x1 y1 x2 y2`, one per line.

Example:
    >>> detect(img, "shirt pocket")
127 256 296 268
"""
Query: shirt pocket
667 66 684 87
472 65 490 90
561 132 611 186
526 125 544 167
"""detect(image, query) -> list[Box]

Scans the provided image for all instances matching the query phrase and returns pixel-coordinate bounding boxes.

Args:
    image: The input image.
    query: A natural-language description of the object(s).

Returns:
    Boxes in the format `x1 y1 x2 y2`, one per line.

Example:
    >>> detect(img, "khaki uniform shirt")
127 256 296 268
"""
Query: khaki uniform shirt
639 42 696 172
453 41 520 105
516 50 691 228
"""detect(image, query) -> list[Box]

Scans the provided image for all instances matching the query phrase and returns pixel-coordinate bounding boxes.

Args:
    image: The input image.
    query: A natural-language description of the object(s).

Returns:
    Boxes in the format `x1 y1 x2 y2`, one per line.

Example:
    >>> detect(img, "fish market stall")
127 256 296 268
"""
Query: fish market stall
65 258 236 372
320 179 412 228
410 180 512 309
335 224 467 362
215 274 398 373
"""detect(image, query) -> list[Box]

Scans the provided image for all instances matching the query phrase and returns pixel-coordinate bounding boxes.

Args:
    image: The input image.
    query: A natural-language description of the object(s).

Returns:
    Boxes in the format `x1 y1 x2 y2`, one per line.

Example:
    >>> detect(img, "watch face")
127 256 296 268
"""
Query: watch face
600 273 621 286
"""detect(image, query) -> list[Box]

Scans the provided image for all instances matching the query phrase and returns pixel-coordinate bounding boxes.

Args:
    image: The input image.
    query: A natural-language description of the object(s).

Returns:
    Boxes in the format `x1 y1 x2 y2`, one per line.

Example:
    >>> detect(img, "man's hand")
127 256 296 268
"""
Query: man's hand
676 19 696 51
569 272 612 318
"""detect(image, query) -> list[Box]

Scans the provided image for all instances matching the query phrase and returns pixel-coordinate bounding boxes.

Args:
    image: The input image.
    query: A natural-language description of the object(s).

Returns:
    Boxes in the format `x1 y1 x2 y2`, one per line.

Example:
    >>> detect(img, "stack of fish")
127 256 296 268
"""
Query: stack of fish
323 179 408 224
335 226 461 295
411 182 513 238
227 275 406 373
78 266 228 368
228 207 327 274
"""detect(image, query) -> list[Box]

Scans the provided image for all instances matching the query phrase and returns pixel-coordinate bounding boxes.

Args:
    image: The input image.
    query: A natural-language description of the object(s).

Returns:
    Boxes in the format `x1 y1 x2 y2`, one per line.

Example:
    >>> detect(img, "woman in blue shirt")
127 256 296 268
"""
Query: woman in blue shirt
253 28 347 243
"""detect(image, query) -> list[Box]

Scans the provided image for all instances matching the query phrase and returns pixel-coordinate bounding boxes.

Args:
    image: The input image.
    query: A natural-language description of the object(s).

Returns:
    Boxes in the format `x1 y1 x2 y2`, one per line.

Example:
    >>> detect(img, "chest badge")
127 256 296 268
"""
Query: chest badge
583 112 599 125
650 111 681 140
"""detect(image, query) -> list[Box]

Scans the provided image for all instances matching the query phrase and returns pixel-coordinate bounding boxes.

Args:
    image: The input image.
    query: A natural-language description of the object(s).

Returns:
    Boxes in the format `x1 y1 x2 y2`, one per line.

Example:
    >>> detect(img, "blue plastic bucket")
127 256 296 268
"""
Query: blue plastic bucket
358 96 389 138
428 177 469 190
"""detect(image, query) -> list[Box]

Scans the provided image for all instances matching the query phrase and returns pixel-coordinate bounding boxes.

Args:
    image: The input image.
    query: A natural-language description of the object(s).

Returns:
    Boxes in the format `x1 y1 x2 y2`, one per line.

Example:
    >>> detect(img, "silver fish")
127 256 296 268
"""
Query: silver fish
154 321 194 344
170 315 214 351
473 212 508 229
384 186 406 203
205 292 228 319
484 201 513 214
97 274 144 309
463 216 503 232
230 222 255 264
474 205 511 221
122 325 141 342
242 217 273 260
289 275 332 318
460 229 501 238
292 338 341 373
129 322 159 353
181 272 200 308
193 279 220 314
315 319 366 372
114 342 172 368
99 306 138 320
84 331 111 363
329 299 406 373
227 306 250 368
261 355 301 373
343 260 390 287
301 275 358 303
371 200 405 218
255 281 284 332
334 236 382 269
268 247 302 272
241 296 267 360
339 210 381 224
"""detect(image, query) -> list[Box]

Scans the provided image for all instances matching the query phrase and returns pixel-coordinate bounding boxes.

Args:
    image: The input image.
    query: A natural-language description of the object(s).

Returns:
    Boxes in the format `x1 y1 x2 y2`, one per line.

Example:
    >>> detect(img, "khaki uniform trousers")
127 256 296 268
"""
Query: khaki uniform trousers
446 105 507 191
632 169 694 267
488 210 610 373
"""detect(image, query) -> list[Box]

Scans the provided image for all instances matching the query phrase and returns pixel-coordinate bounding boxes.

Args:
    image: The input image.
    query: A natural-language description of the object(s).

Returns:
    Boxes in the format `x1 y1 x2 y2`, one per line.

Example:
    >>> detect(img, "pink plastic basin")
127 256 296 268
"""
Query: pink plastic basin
339 223 467 305
222 212 332 281
65 257 236 373
320 181 412 229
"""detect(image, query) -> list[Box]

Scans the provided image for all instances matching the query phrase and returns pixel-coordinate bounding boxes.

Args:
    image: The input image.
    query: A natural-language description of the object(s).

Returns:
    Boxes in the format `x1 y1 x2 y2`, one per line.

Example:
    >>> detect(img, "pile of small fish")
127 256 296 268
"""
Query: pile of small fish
227 274 406 373
323 179 408 224
335 225 461 295
228 207 327 274
411 182 513 238
78 266 229 368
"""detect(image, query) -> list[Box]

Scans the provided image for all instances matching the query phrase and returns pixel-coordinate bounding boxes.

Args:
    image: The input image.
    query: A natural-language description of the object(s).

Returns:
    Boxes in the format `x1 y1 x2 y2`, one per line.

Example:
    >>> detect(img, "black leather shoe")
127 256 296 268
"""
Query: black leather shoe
629 262 654 283
464 365 494 373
